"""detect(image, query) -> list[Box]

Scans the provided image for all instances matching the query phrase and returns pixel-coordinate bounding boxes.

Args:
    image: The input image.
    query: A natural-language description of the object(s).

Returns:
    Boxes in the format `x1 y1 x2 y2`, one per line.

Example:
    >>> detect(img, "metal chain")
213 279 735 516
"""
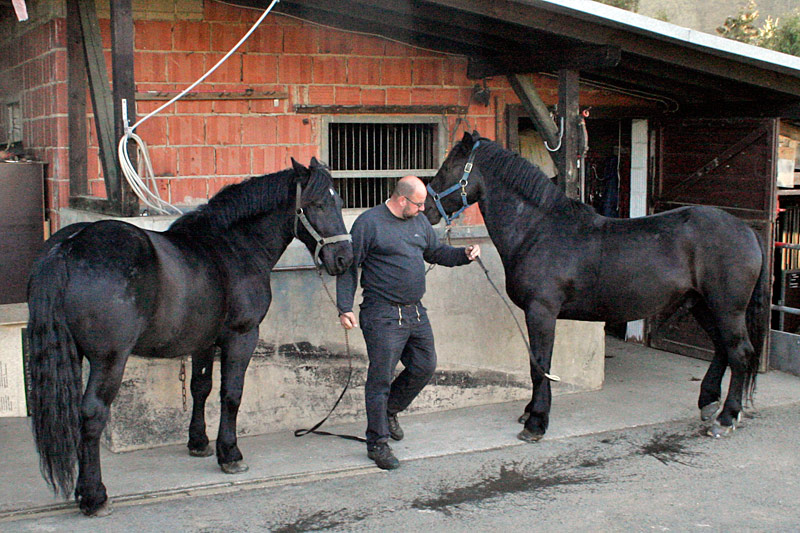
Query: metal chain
179 356 187 411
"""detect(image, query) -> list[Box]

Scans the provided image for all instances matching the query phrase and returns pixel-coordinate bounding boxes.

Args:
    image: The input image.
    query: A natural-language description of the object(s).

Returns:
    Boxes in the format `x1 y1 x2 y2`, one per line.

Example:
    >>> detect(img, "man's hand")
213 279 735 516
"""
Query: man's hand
340 311 358 329
465 244 481 261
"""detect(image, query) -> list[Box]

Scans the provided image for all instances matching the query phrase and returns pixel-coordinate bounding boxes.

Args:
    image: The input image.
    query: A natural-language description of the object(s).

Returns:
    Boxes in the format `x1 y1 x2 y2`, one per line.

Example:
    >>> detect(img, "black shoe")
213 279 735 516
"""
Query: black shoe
367 443 400 470
387 412 404 441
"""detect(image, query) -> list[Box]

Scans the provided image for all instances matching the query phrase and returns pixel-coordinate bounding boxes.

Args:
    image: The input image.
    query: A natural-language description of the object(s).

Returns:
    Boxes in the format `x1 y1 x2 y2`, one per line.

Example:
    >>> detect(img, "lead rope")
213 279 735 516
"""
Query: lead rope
293 269 366 443
473 257 560 383
179 356 188 411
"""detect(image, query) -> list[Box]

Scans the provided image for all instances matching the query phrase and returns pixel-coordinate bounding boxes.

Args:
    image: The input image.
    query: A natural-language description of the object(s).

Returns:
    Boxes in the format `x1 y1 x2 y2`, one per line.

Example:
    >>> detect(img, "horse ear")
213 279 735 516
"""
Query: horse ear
291 157 309 178
461 130 475 149
310 156 320 168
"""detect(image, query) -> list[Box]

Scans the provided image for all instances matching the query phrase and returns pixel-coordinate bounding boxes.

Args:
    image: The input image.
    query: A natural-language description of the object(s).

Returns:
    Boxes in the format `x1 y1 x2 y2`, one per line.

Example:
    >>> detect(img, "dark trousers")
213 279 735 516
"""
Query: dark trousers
360 300 436 447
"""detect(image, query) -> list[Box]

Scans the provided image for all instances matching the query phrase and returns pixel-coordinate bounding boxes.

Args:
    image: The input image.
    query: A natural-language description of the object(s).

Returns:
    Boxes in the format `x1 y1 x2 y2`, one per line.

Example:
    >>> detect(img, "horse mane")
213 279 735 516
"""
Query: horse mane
168 165 333 234
475 138 596 216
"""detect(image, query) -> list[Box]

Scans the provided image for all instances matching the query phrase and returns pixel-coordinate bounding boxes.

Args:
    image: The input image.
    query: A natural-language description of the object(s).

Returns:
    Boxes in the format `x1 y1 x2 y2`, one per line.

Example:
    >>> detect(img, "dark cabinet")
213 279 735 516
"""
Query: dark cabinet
0 162 45 304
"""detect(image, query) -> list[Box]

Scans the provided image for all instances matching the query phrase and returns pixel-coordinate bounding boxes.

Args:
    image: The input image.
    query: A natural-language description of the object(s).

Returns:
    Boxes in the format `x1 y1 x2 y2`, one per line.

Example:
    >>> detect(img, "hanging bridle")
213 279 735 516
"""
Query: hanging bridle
427 140 481 226
294 182 352 267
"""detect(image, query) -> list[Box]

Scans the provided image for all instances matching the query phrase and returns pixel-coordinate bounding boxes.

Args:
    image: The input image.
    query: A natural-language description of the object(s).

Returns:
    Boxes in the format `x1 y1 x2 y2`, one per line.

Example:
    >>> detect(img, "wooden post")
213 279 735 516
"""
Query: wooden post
556 69 580 199
110 0 139 216
67 0 87 197
507 74 559 168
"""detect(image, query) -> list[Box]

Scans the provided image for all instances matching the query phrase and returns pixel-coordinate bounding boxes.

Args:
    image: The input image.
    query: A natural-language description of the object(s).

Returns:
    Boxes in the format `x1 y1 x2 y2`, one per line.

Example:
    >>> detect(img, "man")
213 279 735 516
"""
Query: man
337 175 480 470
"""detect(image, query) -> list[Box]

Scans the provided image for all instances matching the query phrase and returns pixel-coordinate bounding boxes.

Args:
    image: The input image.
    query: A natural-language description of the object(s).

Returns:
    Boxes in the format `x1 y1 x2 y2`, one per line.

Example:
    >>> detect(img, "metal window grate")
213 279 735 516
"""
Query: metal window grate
327 122 438 208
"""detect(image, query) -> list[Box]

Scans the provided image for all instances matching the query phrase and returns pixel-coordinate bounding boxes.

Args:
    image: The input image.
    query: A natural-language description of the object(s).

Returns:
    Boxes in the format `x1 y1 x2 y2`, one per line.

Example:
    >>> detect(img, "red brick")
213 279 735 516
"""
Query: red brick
206 115 242 145
317 28 353 54
243 25 283 54
167 52 206 84
170 178 208 205
52 18 66 47
250 90 289 112
409 88 437 106
361 89 386 105
242 54 278 84
288 144 320 167
460 204 484 226
384 41 413 57
242 115 278 145
135 52 168 83
347 57 381 86
168 115 205 146
177 146 215 176
208 176 243 197
413 58 442 86
203 2 243 22
89 178 107 198
308 85 335 105
98 18 111 50
135 21 173 51
353 35 386 56
206 53 242 84
212 99 249 115
53 49 67 82
173 21 210 51
210 23 248 53
283 25 317 55
252 145 288 174
215 146 251 175
313 56 346 84
174 100 211 114
87 147 100 181
135 115 168 146
386 88 411 105
277 114 313 144
382 59 412 86
442 58 469 86
278 55 313 84
334 86 361 105
148 146 178 177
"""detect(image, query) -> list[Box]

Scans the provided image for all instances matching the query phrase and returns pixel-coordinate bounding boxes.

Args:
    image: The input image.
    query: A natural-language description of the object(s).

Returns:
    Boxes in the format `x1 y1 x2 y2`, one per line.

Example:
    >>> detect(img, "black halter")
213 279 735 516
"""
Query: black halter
294 182 351 266
427 140 481 226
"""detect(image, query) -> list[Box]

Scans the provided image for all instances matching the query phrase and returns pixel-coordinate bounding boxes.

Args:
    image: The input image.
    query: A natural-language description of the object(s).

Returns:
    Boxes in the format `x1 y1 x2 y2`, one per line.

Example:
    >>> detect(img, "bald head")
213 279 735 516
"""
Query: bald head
393 176 426 199
387 175 427 219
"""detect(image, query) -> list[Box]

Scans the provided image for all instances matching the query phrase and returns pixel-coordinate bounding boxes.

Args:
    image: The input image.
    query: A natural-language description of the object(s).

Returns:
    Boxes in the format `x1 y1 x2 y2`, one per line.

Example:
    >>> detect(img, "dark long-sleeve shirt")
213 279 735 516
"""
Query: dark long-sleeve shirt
336 203 470 313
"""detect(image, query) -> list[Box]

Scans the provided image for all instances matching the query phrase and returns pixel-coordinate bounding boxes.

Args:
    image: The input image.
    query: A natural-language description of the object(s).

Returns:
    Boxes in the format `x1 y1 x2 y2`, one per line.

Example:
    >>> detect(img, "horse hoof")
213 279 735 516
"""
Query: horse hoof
707 420 736 438
518 412 530 424
83 499 112 517
189 445 214 457
700 401 720 421
221 460 249 474
517 428 544 443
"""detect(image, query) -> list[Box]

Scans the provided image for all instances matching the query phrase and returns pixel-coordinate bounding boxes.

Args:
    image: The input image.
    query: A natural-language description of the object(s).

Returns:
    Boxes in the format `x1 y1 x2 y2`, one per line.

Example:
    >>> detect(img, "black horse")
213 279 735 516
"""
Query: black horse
27 158 353 516
426 131 767 443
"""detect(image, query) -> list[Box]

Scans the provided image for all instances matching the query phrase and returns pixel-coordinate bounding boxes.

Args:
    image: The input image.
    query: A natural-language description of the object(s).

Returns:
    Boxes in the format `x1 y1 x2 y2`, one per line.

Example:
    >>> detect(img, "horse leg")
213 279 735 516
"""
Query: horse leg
187 346 216 457
709 315 753 438
518 304 557 443
216 329 257 474
75 352 129 516
689 300 728 421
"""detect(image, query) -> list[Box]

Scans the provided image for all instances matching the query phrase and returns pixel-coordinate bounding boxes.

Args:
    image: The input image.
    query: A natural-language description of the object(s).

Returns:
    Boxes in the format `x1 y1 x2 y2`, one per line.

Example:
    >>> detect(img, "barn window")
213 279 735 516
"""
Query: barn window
322 117 446 209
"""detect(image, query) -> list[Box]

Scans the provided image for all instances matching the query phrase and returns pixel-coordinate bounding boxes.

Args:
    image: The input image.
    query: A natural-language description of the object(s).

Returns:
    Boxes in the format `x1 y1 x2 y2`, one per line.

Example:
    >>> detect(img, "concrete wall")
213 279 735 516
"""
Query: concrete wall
61 209 604 451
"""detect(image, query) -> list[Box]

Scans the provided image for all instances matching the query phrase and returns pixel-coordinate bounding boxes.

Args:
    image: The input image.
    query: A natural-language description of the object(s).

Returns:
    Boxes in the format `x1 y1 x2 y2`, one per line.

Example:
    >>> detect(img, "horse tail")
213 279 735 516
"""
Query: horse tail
26 243 82 499
744 229 769 405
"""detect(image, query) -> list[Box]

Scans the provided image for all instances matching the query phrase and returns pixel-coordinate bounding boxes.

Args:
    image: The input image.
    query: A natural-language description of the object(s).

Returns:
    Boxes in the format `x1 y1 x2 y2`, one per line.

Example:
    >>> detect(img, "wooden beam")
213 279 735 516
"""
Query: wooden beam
66 0 87 197
77 0 121 211
507 74 559 165
468 46 620 79
110 0 138 216
556 69 580 199
293 104 468 115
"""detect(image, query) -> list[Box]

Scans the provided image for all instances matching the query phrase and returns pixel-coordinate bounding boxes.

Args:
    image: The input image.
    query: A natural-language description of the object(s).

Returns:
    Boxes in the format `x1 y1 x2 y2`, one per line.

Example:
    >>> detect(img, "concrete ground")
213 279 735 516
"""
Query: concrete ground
2 337 799 522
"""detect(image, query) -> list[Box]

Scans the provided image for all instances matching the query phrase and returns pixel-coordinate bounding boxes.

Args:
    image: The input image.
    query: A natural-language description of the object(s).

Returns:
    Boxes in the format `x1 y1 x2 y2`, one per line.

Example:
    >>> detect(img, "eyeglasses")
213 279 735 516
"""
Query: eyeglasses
404 196 425 208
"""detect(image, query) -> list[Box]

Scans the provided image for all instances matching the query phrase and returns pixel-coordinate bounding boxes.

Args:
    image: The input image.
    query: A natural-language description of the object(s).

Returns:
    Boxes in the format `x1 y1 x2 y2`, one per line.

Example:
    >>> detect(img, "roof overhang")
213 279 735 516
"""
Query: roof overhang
227 0 800 119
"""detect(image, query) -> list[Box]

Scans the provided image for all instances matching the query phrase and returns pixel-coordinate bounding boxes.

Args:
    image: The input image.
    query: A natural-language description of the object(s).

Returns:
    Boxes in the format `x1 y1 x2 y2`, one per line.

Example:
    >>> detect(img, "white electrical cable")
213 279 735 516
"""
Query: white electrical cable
117 0 280 215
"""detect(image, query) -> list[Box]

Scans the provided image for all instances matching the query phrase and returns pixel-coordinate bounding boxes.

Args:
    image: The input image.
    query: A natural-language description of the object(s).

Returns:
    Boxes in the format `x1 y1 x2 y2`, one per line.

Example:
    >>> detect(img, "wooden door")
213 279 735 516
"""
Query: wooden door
648 118 776 364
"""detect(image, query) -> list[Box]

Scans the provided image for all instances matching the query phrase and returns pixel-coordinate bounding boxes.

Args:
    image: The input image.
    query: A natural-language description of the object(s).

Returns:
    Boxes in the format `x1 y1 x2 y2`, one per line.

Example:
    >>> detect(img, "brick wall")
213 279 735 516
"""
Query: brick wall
1 1 646 231
0 18 68 230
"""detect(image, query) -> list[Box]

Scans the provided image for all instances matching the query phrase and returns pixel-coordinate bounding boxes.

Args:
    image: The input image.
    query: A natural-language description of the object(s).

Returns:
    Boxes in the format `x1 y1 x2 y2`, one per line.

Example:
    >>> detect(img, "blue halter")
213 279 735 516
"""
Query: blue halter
427 140 480 226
